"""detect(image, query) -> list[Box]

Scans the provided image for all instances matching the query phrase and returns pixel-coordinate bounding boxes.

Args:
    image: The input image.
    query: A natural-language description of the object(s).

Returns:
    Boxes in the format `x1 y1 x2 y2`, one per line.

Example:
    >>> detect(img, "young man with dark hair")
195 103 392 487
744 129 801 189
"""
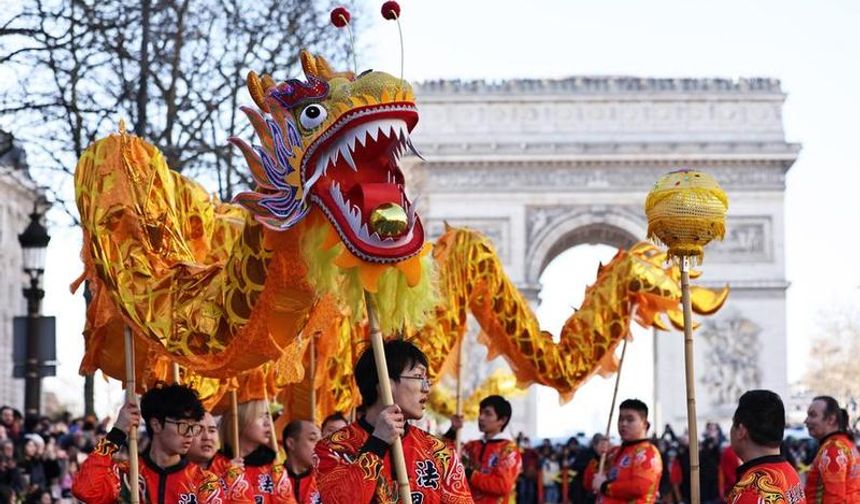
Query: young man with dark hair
282 419 321 503
187 412 250 501
590 398 662 504
726 390 804 504
804 395 860 503
72 383 224 503
320 412 348 438
455 395 522 504
315 339 473 503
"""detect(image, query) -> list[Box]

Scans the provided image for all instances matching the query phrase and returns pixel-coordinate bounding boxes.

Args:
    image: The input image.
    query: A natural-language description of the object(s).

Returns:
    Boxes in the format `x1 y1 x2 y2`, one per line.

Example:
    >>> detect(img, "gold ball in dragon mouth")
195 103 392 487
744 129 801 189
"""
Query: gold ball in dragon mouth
369 203 408 237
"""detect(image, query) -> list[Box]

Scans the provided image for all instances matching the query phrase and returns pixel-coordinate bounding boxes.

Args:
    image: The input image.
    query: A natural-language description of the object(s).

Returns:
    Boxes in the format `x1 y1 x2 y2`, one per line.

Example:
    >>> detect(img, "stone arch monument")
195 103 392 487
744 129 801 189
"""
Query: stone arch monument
404 77 799 434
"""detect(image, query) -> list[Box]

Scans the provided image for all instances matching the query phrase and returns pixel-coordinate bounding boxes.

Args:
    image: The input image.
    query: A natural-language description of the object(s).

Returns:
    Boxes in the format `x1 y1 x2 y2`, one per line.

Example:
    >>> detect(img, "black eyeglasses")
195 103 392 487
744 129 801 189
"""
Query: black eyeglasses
163 419 203 437
399 375 431 390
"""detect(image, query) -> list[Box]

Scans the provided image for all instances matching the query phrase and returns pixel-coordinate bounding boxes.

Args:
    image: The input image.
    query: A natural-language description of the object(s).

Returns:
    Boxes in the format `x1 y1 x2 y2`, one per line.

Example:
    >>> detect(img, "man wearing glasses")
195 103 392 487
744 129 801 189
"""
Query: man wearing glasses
315 339 474 503
72 383 224 503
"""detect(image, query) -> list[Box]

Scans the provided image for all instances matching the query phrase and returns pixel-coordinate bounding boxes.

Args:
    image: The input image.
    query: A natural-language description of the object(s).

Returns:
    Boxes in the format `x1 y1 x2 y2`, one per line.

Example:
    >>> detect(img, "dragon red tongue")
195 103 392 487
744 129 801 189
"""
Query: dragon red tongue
348 183 403 220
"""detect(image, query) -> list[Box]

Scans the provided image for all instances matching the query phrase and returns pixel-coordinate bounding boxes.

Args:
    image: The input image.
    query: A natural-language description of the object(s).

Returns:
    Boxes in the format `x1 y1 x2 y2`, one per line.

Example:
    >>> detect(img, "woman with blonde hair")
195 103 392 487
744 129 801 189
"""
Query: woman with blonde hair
219 400 296 503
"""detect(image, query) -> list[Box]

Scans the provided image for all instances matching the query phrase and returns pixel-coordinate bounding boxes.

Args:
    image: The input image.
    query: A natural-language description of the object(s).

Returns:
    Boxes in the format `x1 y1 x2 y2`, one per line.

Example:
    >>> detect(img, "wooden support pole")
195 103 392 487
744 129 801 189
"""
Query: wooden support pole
598 338 629 475
263 385 280 462
310 335 317 425
230 390 240 458
680 258 700 504
455 337 464 452
365 292 412 504
123 327 140 504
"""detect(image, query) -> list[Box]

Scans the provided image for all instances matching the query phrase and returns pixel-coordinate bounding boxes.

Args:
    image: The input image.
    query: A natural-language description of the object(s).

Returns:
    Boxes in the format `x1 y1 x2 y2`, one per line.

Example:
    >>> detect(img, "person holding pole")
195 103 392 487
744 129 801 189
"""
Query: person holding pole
71 383 224 503
320 412 349 438
315 339 474 503
187 411 250 501
281 419 321 504
590 399 662 504
725 390 804 504
581 434 611 501
804 395 860 503
455 395 522 504
219 399 297 503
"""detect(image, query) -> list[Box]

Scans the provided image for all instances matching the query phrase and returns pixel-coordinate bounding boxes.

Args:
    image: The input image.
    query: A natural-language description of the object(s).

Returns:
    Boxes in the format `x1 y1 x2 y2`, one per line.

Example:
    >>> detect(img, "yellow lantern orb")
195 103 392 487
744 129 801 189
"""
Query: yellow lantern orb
644 169 728 263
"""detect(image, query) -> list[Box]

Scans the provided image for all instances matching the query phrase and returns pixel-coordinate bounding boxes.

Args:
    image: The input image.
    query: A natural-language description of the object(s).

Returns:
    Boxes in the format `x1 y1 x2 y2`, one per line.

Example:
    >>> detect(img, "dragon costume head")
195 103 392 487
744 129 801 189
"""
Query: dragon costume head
231 51 424 265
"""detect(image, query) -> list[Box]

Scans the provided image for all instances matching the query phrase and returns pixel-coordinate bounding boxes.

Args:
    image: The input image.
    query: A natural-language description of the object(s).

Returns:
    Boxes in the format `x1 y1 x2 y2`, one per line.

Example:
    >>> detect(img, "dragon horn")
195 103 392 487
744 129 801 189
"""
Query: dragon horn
261 74 276 93
300 50 319 79
247 72 270 113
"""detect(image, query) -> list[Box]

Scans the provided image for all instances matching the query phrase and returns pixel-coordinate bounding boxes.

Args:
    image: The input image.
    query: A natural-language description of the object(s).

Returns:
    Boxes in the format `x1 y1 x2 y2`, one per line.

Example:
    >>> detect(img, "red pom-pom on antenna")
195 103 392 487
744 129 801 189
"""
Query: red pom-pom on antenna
381 1 400 20
330 7 351 28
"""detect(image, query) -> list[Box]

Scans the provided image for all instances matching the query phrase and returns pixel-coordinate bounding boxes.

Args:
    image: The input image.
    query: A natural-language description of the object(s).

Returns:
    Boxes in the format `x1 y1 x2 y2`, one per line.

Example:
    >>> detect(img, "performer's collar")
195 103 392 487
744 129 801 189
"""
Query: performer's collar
621 438 649 447
358 416 411 437
820 430 849 445
735 454 785 479
244 445 276 467
143 448 188 474
483 431 510 442
287 465 313 479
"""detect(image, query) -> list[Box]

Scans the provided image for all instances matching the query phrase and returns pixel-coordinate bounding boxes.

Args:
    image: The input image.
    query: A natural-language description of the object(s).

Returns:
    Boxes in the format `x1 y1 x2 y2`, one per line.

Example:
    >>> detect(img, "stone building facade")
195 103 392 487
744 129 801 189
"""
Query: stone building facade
405 77 798 433
0 131 45 410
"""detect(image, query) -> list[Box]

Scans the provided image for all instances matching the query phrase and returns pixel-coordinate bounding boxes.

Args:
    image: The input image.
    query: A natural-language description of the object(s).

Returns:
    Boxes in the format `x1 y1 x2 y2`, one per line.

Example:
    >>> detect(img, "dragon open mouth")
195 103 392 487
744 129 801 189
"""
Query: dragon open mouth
301 104 423 263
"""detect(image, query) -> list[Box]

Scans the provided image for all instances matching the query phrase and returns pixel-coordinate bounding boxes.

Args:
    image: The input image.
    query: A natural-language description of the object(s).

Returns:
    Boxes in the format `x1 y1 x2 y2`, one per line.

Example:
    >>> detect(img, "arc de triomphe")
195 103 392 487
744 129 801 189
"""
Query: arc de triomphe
405 77 799 434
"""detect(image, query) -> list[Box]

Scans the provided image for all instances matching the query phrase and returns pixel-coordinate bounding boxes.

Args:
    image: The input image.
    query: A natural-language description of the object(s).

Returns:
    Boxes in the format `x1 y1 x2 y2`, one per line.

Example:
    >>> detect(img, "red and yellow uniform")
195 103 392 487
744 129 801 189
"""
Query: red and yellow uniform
596 439 662 504
726 454 805 504
315 418 474 503
232 447 297 504
72 429 224 504
583 457 600 493
462 437 522 504
720 445 742 499
286 467 320 504
199 452 254 503
806 432 860 504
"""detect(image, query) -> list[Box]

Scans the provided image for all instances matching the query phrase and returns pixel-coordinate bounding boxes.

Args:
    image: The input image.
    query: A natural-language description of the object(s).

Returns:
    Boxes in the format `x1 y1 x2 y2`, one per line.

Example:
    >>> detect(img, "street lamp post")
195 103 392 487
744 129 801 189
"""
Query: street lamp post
18 206 50 417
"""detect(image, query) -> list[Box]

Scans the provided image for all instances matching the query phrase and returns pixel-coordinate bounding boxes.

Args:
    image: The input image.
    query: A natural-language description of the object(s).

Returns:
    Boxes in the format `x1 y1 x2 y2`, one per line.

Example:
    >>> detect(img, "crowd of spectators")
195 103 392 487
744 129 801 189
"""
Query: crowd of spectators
0 405 109 503
0 401 835 504
512 422 827 504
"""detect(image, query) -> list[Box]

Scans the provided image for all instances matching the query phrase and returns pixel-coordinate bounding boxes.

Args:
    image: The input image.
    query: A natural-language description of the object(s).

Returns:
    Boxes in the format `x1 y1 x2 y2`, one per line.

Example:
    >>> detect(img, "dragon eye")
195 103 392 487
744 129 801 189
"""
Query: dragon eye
299 104 327 130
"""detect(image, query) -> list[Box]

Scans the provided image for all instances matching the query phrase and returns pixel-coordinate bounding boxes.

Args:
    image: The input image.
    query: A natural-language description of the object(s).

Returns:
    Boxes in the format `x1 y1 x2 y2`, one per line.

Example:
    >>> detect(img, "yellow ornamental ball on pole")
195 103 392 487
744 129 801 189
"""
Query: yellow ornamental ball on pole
644 169 728 264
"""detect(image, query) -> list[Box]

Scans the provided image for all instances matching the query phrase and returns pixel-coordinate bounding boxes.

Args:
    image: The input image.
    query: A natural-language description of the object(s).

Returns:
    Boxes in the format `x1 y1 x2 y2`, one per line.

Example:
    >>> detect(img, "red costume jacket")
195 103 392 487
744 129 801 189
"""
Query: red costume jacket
597 439 662 504
72 429 224 504
806 432 860 504
315 418 474 503
720 445 742 498
286 467 320 504
583 457 600 493
198 452 254 503
726 454 805 504
462 437 522 504
231 446 297 504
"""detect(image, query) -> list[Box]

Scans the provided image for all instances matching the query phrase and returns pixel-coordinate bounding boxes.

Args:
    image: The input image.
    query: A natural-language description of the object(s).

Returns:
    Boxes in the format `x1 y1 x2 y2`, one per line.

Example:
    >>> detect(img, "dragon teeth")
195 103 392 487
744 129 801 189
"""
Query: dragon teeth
340 143 357 171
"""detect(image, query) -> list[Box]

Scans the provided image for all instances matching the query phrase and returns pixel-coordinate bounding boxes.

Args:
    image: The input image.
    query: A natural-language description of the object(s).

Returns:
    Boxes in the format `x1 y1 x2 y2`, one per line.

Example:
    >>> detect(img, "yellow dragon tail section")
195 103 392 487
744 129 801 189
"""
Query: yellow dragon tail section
417 228 728 403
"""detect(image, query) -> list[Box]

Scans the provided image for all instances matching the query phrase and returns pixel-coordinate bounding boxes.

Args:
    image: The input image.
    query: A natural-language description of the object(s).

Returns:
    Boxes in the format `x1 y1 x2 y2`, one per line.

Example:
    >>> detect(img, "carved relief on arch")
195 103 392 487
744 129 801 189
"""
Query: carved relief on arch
525 205 647 285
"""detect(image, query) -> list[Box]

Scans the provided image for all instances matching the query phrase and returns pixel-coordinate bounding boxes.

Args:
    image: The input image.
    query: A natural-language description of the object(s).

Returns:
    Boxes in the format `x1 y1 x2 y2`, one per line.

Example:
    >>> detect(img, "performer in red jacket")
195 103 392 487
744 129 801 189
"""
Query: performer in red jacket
220 399 297 504
726 389 805 504
72 383 224 504
455 395 522 504
805 395 860 504
282 419 321 504
315 339 473 503
591 399 662 504
187 411 252 501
